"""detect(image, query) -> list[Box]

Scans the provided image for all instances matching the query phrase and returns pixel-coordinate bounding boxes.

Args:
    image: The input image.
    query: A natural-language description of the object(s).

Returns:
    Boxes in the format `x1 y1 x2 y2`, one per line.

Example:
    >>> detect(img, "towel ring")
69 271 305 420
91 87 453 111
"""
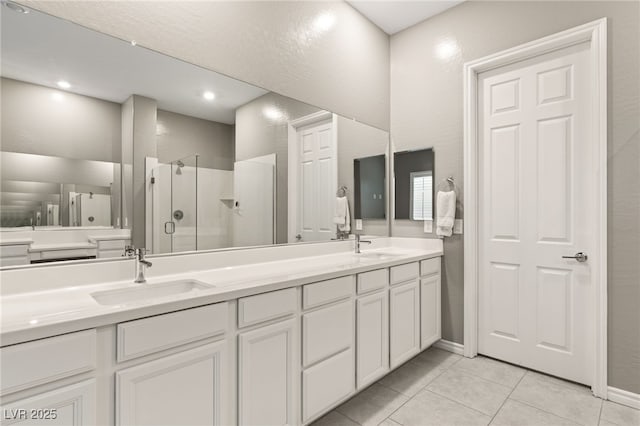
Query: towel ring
336 186 347 197
437 176 458 193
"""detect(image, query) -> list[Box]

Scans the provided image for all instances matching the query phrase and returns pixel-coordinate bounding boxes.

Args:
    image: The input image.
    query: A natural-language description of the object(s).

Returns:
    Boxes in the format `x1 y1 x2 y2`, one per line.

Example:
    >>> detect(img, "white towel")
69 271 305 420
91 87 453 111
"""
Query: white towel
333 196 350 232
436 190 456 237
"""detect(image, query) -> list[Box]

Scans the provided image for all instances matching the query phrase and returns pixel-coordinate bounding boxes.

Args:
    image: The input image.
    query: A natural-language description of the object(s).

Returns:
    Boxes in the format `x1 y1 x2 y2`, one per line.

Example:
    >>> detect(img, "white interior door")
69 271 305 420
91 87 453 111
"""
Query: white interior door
478 42 595 385
297 120 336 242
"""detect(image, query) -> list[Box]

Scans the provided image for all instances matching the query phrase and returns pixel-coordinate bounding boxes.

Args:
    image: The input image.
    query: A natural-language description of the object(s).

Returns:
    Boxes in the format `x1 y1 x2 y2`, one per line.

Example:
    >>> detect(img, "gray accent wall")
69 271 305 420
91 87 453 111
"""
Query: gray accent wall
26 1 390 130
337 116 389 237
156 110 235 170
390 1 639 393
235 92 321 244
1 77 121 162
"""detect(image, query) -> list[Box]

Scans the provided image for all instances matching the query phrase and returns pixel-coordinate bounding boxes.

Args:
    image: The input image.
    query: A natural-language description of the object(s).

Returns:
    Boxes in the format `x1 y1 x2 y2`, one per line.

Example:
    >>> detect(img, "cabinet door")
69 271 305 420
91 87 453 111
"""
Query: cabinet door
356 291 389 389
239 319 296 426
0 379 95 425
421 274 441 349
390 280 420 368
116 341 227 426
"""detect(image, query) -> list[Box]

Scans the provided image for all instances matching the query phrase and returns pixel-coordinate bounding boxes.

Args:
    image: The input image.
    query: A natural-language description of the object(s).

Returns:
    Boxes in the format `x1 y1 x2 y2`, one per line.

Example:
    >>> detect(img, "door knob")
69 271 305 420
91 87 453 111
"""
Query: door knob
562 252 588 262
296 234 302 241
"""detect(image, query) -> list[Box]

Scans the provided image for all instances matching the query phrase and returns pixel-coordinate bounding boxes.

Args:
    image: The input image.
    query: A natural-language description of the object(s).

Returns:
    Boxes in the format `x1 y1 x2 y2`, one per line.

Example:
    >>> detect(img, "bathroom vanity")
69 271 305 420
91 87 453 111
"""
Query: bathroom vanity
0 238 442 425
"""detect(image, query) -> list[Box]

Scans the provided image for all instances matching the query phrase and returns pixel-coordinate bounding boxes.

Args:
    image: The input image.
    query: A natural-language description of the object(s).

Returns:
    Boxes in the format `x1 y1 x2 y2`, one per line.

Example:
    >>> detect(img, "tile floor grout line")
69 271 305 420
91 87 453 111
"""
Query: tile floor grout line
507 395 585 425
597 396 604 425
378 360 456 424
487 370 528 425
450 362 527 389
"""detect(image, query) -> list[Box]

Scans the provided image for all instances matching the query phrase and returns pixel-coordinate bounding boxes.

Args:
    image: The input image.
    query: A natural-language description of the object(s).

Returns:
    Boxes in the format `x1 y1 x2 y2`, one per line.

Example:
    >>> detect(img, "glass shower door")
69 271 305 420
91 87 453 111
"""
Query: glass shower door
152 155 198 254
169 155 198 252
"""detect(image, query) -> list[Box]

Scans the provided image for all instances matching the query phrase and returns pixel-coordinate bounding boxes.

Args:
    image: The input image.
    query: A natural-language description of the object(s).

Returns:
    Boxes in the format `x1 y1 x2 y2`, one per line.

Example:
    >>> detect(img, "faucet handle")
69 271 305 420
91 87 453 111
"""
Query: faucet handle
123 245 136 257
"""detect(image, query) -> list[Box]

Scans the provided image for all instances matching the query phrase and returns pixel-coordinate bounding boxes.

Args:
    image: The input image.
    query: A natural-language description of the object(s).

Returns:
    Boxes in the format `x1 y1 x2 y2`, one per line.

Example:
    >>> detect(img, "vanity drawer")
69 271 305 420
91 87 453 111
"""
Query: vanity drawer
0 329 96 396
302 348 354 423
98 239 128 250
302 276 354 310
390 262 419 285
0 256 29 267
117 303 228 362
302 300 353 367
421 257 441 276
357 269 388 294
238 288 297 328
0 244 29 257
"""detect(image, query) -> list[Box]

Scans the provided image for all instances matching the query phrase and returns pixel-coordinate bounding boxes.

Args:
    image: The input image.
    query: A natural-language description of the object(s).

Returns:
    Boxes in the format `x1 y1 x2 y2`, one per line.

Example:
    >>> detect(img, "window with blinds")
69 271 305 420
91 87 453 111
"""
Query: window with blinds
410 171 433 221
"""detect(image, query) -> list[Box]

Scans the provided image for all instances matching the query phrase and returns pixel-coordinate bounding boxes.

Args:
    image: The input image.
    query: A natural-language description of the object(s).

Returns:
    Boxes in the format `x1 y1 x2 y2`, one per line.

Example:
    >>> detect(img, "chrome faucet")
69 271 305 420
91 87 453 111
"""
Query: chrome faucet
124 246 153 283
355 234 372 254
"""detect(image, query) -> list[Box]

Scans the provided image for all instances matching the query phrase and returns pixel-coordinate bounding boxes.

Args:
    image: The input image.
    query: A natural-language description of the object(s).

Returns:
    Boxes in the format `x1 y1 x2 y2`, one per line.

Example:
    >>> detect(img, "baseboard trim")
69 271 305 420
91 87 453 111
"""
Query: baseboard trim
433 339 465 356
608 386 640 409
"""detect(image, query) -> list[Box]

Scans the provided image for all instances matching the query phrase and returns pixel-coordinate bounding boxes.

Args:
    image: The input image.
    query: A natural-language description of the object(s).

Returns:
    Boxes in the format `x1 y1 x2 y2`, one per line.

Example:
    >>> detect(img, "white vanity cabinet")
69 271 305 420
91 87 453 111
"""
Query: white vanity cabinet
0 330 97 426
420 258 442 349
356 269 389 389
389 262 421 368
0 242 31 267
114 303 231 426
117 342 226 426
300 276 355 424
0 379 96 426
238 288 298 426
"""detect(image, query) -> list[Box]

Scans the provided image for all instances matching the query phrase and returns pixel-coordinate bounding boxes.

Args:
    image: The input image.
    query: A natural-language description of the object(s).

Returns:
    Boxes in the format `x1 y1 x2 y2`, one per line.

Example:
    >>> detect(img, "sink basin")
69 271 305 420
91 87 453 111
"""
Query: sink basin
354 251 401 261
91 280 214 306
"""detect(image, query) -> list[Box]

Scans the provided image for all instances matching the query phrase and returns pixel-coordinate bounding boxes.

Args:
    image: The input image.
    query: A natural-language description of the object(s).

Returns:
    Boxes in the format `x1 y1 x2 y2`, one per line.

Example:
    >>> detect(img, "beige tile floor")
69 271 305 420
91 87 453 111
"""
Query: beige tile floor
312 348 640 426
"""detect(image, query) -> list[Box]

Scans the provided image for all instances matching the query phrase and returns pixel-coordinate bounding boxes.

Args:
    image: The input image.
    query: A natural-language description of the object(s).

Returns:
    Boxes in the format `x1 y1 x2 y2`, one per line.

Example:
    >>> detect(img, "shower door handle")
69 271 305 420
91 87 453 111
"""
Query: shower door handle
164 221 175 234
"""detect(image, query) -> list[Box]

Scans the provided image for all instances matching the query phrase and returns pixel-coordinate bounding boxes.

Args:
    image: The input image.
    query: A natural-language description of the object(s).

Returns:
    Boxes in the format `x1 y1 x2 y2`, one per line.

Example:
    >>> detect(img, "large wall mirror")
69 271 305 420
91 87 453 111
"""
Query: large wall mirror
0 4 390 266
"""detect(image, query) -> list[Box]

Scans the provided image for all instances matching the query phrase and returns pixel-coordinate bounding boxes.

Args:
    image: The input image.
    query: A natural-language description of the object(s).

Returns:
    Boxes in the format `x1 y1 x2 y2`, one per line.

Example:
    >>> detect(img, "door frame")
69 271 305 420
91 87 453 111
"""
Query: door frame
287 110 338 243
463 18 607 397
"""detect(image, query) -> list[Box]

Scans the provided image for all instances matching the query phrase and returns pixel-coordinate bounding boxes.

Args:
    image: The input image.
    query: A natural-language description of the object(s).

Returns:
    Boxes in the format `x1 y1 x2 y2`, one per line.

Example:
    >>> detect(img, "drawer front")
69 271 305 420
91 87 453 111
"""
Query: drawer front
98 249 127 259
98 239 128 250
0 245 29 257
117 303 228 362
390 262 419 285
357 269 388 295
39 248 95 260
302 276 354 310
302 348 354 423
420 257 441 277
303 300 353 367
238 288 297 328
0 256 29 267
0 329 96 396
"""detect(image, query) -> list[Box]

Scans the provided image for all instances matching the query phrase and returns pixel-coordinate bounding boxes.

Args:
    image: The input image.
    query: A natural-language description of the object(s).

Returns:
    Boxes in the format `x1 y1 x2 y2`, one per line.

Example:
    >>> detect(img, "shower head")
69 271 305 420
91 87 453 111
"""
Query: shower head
175 160 184 175
176 160 185 168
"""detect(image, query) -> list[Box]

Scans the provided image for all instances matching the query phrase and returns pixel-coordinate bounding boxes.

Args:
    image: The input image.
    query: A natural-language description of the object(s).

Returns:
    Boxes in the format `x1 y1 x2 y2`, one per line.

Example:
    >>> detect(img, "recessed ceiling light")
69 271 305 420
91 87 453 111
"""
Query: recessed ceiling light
57 80 71 89
203 91 215 101
3 1 29 14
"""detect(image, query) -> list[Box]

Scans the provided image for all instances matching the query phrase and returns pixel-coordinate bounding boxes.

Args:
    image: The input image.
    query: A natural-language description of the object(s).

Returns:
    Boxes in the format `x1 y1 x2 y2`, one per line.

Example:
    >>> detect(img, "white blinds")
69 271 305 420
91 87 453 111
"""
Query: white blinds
410 171 433 221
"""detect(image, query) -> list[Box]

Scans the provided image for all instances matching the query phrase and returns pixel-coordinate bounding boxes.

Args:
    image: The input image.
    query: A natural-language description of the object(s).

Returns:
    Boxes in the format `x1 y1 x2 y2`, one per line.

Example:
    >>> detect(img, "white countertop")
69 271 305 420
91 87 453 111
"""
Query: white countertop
0 238 442 346
0 238 34 246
